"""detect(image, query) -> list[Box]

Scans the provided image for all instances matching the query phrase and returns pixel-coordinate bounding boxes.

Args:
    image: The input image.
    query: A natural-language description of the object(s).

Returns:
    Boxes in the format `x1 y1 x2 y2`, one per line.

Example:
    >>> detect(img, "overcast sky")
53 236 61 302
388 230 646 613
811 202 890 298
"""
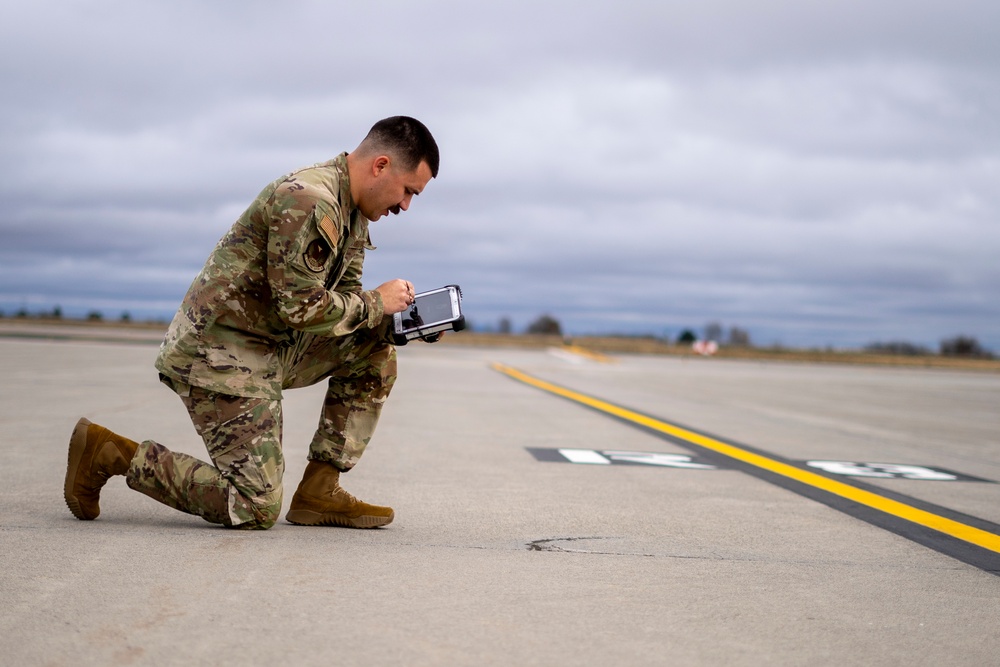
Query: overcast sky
2 0 998 349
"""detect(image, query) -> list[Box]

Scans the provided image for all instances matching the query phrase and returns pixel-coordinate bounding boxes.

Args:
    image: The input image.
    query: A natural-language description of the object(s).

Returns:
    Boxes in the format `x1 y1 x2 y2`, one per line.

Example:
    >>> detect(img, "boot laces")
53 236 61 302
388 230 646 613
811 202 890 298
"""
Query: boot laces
333 482 360 505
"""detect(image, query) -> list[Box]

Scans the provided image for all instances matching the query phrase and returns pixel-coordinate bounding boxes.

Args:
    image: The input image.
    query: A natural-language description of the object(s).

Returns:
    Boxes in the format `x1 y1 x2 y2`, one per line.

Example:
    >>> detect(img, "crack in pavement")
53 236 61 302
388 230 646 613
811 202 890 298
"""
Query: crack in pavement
527 536 655 557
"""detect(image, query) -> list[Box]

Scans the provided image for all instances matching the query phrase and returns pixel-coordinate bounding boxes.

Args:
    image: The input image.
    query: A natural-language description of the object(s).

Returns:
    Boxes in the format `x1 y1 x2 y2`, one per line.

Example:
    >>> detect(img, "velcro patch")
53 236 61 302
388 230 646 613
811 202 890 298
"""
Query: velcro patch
303 238 331 273
318 215 338 245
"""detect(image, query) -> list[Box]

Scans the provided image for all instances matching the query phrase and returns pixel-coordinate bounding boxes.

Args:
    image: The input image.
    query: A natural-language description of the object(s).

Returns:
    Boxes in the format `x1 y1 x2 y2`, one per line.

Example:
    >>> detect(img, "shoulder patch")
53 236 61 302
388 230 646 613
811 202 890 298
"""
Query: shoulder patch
318 215 338 245
303 238 331 273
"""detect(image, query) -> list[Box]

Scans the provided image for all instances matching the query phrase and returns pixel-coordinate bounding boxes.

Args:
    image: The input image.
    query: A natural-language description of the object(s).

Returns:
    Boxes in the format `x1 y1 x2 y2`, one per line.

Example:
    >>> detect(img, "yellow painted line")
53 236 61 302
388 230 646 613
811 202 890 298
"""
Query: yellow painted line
493 363 1000 555
560 344 616 364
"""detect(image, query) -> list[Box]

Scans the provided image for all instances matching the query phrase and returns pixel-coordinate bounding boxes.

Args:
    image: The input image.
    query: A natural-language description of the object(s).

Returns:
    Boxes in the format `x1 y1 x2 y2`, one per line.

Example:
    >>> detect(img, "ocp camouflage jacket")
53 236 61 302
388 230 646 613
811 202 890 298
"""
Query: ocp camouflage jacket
155 153 386 399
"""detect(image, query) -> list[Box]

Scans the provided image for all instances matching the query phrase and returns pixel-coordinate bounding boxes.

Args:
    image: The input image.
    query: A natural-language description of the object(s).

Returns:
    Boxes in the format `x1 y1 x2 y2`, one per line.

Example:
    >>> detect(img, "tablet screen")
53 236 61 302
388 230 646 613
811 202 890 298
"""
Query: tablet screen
398 289 456 331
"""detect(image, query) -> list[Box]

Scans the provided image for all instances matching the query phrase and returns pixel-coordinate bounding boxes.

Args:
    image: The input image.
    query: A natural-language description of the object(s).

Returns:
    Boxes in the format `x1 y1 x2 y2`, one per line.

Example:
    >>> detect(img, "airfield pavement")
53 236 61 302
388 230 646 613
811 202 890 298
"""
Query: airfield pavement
1 327 999 666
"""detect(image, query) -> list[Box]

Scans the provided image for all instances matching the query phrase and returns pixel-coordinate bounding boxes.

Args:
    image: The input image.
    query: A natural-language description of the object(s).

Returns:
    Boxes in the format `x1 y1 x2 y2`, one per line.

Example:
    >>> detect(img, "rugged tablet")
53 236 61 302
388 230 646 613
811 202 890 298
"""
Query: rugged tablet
391 284 465 344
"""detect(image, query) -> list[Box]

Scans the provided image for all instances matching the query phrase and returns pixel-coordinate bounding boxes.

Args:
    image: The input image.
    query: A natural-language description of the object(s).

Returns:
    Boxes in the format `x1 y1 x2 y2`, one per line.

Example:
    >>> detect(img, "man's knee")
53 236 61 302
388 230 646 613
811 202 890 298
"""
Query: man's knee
332 343 396 399
232 502 282 530
228 488 283 530
249 503 282 530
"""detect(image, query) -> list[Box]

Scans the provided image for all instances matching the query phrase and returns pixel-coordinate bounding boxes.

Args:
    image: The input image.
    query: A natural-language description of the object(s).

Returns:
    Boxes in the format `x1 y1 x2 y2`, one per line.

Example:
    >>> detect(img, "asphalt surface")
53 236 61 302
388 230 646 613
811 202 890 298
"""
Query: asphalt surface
2 333 999 666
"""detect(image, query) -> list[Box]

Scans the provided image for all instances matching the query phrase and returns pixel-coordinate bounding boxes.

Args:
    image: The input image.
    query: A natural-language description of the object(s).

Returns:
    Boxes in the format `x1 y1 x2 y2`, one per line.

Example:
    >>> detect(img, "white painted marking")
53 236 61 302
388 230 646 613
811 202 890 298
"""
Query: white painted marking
807 461 958 481
807 461 894 478
603 451 716 469
547 348 585 364
864 463 958 481
558 449 612 464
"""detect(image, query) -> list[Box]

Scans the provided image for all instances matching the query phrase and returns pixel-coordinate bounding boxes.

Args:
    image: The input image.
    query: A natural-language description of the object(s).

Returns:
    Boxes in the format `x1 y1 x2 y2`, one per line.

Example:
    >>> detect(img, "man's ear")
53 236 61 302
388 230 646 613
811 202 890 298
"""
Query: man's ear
372 155 390 177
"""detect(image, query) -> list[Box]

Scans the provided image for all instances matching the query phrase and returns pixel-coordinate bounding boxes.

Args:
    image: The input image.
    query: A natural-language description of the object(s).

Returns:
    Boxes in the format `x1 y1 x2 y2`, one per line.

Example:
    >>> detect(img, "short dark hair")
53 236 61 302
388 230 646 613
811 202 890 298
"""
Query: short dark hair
363 116 440 177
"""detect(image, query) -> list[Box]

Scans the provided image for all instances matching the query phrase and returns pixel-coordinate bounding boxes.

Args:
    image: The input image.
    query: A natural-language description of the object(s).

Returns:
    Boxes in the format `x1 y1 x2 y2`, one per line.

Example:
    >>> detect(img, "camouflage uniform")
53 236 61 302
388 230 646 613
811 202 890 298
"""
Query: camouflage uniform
125 153 397 529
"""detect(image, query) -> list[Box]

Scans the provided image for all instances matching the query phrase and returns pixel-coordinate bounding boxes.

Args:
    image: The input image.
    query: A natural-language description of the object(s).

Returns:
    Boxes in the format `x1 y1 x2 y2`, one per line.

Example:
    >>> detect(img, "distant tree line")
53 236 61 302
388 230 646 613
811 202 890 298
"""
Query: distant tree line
938 336 993 358
526 314 562 336
1 306 137 324
864 341 931 356
4 306 992 359
476 314 994 359
6 305 992 359
866 335 993 358
473 314 562 336
485 316 751 348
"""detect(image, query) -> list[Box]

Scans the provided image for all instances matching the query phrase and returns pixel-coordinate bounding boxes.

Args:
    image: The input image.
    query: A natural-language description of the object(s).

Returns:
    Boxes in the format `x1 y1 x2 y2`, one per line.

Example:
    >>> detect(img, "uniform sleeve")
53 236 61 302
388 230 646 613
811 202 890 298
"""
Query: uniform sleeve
265 183 384 336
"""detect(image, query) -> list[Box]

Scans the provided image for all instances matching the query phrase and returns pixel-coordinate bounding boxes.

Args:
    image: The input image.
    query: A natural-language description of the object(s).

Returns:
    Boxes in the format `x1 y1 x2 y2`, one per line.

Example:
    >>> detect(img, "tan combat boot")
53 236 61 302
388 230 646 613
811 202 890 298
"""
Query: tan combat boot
286 461 394 528
64 418 139 520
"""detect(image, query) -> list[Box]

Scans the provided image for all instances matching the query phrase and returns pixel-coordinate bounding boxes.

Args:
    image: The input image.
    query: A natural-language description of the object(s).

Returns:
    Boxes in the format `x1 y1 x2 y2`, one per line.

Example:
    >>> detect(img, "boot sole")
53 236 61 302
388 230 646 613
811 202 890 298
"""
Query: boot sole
64 418 93 520
285 508 393 528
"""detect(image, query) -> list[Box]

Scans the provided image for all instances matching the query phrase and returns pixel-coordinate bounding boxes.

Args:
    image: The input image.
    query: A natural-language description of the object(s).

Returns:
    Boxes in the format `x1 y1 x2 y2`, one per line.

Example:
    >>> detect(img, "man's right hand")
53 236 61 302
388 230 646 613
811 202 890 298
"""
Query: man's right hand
376 279 415 315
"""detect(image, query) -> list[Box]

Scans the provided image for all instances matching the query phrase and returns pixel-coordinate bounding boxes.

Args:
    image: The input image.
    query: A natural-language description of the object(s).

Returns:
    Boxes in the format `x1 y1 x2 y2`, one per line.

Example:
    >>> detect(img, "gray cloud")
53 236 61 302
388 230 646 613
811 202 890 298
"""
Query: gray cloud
1 0 998 349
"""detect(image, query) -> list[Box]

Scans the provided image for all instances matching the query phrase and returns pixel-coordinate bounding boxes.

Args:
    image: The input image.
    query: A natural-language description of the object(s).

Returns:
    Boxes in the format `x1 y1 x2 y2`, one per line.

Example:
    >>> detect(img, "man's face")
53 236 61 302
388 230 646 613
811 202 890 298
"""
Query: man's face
361 158 433 221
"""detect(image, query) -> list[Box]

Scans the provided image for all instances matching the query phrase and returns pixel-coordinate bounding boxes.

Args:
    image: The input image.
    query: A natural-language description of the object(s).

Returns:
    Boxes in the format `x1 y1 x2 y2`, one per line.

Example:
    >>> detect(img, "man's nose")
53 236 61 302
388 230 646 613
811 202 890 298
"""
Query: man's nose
399 194 413 211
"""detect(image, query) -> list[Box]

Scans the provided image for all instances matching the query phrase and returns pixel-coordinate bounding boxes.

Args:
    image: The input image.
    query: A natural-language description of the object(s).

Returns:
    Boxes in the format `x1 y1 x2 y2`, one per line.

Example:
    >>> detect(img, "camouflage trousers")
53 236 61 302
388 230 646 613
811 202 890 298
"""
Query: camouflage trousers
125 328 396 529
